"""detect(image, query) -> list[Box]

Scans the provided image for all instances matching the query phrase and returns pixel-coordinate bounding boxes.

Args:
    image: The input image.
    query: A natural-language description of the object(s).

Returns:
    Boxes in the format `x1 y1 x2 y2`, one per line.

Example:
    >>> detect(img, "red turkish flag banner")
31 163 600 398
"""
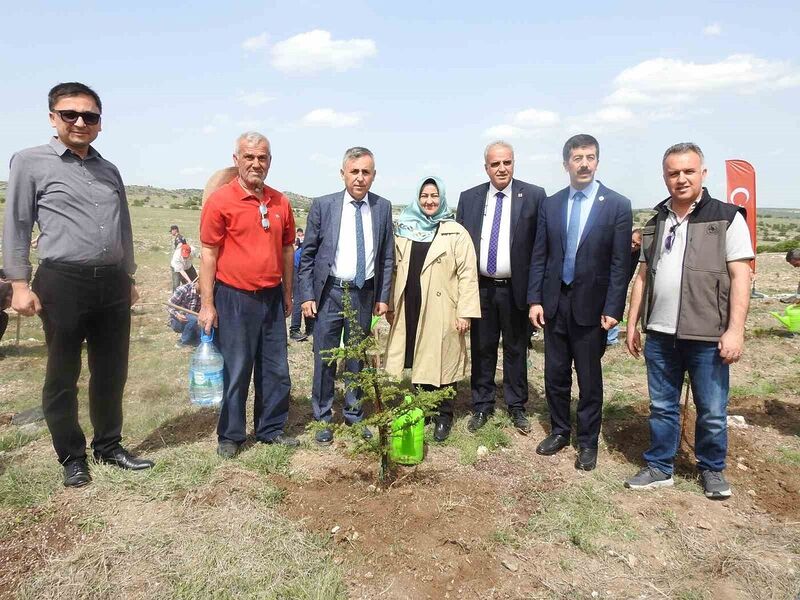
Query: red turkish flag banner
725 159 757 272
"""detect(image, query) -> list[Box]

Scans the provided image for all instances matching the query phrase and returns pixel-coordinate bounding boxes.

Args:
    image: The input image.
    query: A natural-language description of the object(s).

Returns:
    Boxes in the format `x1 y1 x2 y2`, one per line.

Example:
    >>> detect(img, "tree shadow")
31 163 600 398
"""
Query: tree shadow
132 406 218 453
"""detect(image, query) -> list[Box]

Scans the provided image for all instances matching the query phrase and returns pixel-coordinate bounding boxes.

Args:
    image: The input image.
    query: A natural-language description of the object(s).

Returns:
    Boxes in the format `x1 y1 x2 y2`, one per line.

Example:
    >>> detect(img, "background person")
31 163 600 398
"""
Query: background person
171 242 197 290
625 142 753 499
783 248 800 304
456 141 547 435
384 176 480 442
289 228 314 341
606 228 643 346
2 82 153 487
168 280 201 347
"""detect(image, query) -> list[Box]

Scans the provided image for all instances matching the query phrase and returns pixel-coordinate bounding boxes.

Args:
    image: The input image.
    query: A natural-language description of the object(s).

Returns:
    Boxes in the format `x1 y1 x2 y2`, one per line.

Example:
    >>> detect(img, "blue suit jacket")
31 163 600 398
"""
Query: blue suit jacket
527 182 632 325
298 190 394 305
456 179 547 311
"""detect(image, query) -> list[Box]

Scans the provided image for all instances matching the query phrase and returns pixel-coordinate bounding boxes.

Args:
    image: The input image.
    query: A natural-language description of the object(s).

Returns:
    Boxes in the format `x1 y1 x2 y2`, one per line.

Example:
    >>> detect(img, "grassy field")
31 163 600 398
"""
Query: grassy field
1 200 800 599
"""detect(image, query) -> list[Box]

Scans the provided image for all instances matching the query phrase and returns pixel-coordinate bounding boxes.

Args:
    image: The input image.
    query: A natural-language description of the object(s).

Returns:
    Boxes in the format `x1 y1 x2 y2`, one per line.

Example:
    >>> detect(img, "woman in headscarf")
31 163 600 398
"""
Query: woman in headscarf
385 176 480 441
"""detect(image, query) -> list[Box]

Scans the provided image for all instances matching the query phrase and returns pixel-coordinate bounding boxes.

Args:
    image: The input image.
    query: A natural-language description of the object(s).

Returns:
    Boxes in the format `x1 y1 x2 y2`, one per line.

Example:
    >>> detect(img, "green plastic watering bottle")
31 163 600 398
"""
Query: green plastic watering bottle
390 395 424 465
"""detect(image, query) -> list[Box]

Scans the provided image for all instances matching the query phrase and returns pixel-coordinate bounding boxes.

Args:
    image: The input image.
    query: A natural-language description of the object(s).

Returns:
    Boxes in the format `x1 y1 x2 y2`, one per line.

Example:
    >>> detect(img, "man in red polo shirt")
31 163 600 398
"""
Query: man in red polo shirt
198 132 297 457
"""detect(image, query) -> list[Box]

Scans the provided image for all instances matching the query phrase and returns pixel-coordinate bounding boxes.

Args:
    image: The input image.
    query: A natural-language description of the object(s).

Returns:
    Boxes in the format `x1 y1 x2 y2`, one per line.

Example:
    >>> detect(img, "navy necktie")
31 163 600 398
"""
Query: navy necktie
562 191 585 284
486 192 504 275
353 200 366 288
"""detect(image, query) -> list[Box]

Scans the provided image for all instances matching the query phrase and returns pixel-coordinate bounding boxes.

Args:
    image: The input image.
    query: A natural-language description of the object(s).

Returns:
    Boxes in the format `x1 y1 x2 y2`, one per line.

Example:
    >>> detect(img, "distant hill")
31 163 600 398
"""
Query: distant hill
0 181 313 213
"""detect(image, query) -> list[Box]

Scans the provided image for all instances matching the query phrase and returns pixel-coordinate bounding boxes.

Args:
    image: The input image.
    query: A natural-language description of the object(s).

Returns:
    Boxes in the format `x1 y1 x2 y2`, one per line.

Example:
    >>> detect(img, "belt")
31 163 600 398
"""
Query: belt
330 276 374 289
39 260 122 278
479 276 510 287
216 280 278 296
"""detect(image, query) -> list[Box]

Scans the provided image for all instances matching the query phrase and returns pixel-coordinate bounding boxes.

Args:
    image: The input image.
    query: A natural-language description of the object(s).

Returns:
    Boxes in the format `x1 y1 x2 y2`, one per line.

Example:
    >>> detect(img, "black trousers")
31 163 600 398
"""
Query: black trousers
32 264 131 463
469 281 529 413
0 311 8 343
172 265 197 290
543 286 607 449
416 382 456 421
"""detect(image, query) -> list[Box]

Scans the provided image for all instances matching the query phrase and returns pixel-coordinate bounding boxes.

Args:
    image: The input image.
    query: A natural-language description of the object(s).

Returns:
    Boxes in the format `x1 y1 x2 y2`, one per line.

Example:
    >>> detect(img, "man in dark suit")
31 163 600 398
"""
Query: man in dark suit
528 134 632 471
298 147 394 444
456 141 547 433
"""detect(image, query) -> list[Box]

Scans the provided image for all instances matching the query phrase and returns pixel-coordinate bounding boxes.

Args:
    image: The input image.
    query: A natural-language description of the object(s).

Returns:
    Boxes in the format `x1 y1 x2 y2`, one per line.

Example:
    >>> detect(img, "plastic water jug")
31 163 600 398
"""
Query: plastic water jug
189 330 224 407
390 395 424 465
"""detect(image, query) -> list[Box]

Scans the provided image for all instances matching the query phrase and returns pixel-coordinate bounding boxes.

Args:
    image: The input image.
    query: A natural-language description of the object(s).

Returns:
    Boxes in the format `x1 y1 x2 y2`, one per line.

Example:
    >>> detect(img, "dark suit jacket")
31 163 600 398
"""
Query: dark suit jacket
527 182 632 325
298 190 394 306
456 179 547 311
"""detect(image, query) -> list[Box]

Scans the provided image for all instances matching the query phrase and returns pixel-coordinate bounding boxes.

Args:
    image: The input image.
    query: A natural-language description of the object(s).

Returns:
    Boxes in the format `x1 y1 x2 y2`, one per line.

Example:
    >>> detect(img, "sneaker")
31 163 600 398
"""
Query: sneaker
700 470 732 499
624 466 674 490
289 331 308 342
263 433 300 447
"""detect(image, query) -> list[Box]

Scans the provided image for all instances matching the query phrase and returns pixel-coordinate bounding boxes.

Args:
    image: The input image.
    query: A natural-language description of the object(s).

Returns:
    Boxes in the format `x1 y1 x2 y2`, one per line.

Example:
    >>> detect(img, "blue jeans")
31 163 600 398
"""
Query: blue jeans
643 332 729 475
170 314 200 346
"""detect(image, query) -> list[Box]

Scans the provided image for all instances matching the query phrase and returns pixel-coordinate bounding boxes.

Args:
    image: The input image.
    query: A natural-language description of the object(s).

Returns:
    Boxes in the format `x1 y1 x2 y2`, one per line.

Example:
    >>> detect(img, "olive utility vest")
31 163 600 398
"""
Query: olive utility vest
640 189 745 342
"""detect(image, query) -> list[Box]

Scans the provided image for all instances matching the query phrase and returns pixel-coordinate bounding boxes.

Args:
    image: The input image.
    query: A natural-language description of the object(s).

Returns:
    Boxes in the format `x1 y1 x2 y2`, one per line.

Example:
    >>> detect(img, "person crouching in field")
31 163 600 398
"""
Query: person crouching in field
625 142 753 500
168 279 201 347
384 176 480 442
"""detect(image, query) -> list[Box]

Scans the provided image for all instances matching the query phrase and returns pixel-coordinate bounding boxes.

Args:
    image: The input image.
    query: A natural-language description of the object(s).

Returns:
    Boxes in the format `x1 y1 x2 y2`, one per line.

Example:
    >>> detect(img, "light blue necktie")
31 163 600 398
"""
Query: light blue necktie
353 200 366 288
562 191 585 285
486 192 504 275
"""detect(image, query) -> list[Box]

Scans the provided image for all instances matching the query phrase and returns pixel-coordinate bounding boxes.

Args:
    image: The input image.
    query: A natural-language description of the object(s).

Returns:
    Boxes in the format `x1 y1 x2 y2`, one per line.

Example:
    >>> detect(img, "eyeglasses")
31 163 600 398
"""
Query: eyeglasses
259 203 270 231
664 222 680 252
54 110 102 125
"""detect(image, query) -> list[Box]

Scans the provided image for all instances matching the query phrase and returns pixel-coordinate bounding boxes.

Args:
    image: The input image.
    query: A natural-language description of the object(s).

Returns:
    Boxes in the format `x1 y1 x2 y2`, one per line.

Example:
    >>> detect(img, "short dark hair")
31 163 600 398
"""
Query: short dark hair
787 249 800 263
170 225 179 232
562 134 599 162
296 227 303 233
48 82 102 113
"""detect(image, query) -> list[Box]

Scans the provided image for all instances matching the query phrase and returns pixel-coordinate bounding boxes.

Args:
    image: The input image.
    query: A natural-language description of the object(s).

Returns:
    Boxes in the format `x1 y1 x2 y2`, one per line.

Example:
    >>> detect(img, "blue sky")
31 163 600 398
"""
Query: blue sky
1 1 798 208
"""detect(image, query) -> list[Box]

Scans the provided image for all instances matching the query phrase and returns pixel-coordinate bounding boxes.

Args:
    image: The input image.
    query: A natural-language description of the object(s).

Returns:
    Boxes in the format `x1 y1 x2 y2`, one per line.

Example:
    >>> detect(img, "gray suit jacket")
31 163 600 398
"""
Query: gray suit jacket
298 190 394 305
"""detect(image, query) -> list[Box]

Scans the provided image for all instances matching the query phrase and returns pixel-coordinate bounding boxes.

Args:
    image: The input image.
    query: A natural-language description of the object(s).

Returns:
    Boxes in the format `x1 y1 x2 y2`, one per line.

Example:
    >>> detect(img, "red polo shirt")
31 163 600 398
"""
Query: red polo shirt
200 178 295 291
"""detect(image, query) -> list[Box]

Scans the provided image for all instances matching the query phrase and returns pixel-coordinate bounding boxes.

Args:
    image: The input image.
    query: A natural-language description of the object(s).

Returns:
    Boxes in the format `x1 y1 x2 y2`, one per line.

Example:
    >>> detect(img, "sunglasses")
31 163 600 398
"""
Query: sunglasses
664 222 680 252
54 110 101 125
259 203 270 231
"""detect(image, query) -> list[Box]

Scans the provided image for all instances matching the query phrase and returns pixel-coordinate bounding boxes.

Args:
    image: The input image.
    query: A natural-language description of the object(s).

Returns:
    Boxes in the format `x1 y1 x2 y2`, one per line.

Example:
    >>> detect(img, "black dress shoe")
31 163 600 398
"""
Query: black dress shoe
361 427 373 441
468 410 494 432
264 433 300 447
433 419 452 442
535 433 570 456
93 447 154 470
217 441 240 459
315 428 333 445
63 458 91 488
509 409 531 434
575 447 598 471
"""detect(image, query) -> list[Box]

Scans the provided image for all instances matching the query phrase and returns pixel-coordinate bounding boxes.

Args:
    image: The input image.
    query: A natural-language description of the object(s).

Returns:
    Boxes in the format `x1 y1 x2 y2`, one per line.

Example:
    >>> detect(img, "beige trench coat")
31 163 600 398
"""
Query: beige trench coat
384 221 480 386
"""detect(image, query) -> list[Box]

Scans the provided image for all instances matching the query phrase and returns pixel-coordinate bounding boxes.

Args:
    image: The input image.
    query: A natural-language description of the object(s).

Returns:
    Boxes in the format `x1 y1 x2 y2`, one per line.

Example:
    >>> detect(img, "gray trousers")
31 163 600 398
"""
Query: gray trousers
311 278 374 423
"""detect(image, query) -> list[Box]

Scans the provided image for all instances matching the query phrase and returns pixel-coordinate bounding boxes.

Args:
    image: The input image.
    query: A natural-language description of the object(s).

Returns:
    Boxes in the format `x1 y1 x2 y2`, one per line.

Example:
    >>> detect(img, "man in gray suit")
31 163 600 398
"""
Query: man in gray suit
298 147 394 444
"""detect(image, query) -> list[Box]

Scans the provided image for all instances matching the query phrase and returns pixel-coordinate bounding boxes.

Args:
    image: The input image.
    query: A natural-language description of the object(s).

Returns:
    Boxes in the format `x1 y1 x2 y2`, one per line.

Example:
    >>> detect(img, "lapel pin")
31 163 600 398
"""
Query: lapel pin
598 196 605 202
517 193 523 197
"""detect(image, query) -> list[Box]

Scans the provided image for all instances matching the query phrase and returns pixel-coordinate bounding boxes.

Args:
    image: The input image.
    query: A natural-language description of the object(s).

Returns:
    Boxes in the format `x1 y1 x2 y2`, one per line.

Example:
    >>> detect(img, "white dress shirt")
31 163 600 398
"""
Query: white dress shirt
479 181 513 278
331 191 375 281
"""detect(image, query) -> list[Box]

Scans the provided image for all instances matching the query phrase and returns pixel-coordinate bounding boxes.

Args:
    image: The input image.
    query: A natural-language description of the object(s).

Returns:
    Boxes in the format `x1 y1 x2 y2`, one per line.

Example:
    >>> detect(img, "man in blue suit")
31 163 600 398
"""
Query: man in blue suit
298 147 394 444
528 134 632 471
457 141 547 433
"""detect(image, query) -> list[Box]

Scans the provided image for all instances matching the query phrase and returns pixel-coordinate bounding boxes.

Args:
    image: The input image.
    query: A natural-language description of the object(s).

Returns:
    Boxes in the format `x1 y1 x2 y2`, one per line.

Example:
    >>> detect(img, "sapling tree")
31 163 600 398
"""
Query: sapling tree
311 286 451 481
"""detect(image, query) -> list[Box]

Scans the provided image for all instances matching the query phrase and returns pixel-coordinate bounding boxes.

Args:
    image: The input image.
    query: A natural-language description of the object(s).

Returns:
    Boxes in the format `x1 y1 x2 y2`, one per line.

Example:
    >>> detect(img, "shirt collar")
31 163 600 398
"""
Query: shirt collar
48 136 100 160
569 179 599 202
666 197 699 222
345 190 369 205
229 177 270 203
488 180 513 199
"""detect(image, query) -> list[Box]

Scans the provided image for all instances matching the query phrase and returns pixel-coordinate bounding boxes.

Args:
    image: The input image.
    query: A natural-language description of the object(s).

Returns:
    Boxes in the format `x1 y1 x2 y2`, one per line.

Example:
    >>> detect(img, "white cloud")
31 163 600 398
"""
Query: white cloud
237 91 274 107
301 108 361 128
271 30 377 74
528 153 554 162
703 23 722 36
310 153 339 167
610 54 800 104
483 124 522 138
201 114 232 135
513 108 560 127
242 32 269 52
179 166 205 176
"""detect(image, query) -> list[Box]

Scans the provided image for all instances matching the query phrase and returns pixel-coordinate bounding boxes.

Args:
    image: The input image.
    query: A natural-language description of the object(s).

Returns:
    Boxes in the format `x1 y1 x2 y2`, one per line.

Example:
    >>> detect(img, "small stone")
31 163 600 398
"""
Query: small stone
627 554 637 568
736 463 749 471
501 559 518 572
368 484 377 493
364 571 374 580
727 415 748 429
333 556 344 565
747 489 757 496
696 521 712 531
476 445 489 458
591 592 599 598
351 531 359 541
331 526 340 534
